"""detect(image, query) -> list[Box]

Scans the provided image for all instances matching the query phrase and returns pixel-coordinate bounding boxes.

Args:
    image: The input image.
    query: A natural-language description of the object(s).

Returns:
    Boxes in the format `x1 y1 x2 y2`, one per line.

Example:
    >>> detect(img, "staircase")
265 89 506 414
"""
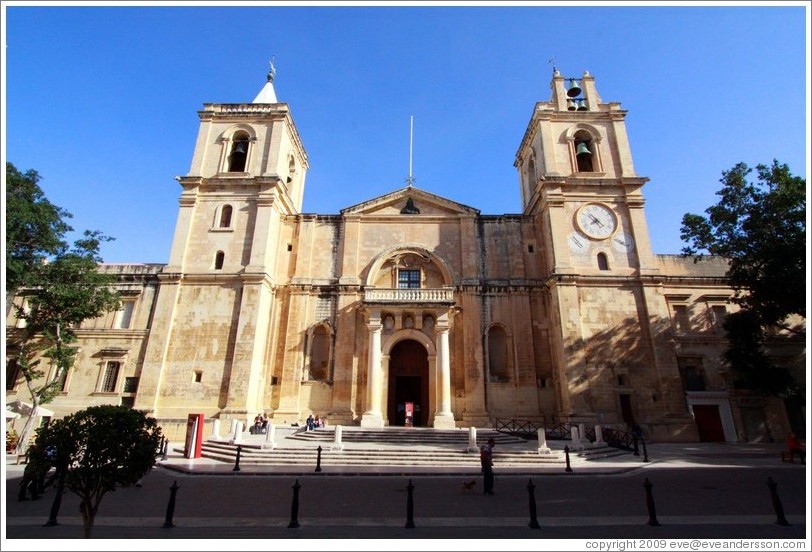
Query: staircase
287 427 526 446
198 427 565 468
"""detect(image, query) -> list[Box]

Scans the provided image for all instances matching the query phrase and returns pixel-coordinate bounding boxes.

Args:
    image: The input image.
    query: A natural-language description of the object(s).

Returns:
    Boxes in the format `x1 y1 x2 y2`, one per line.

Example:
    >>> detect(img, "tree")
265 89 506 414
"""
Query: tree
680 160 806 395
33 405 163 538
5 162 121 453
5 162 72 292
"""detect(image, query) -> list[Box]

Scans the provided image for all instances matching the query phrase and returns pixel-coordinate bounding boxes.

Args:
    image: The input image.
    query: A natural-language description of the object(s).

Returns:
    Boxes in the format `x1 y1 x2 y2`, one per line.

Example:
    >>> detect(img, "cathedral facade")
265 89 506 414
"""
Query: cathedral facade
6 70 805 443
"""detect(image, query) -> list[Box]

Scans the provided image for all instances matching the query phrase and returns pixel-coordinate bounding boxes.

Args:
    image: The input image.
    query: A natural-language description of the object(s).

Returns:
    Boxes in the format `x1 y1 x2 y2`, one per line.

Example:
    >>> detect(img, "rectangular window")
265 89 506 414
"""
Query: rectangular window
16 298 29 328
123 376 139 393
397 269 421 289
6 359 19 390
711 305 727 333
678 358 706 391
101 361 120 393
56 367 69 392
672 305 690 333
115 301 135 329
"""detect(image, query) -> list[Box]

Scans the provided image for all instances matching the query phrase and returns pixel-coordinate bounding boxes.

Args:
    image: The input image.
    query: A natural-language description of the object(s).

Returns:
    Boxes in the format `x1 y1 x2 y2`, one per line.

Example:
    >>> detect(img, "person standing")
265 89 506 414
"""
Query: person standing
480 437 495 495
787 433 805 464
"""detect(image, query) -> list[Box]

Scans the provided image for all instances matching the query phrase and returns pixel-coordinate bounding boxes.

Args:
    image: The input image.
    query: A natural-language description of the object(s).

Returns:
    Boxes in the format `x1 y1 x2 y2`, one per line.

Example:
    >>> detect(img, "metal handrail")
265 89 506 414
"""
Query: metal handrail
493 418 634 449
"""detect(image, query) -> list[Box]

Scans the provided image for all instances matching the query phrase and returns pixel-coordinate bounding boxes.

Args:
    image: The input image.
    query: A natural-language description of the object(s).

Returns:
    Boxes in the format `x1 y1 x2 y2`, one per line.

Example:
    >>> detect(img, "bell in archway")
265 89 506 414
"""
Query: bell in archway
567 99 577 111
233 142 247 155
577 99 588 111
576 142 591 156
566 78 582 98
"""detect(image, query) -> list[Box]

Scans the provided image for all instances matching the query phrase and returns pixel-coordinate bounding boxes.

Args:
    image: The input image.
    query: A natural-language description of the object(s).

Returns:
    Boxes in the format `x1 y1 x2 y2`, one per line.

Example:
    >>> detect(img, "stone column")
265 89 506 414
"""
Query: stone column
593 425 607 448
468 426 478 453
361 319 384 427
331 425 344 451
433 326 455 428
211 419 221 441
260 424 277 450
231 421 244 445
537 428 552 454
570 425 583 451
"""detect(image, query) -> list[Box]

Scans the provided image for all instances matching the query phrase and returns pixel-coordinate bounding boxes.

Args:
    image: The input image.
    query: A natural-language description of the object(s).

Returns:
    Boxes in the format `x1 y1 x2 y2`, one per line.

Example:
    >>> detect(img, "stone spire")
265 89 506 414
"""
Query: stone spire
252 58 278 103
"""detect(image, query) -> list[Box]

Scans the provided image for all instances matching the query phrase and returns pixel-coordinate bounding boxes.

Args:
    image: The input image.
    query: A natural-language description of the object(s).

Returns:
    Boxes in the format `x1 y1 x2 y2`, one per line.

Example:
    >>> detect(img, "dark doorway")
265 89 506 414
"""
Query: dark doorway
619 394 634 426
692 404 726 442
388 339 429 427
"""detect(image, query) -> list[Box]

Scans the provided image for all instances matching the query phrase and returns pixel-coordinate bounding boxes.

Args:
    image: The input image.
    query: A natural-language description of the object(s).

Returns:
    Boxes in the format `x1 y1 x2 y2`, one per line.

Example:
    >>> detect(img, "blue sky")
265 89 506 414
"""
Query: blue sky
3 2 809 264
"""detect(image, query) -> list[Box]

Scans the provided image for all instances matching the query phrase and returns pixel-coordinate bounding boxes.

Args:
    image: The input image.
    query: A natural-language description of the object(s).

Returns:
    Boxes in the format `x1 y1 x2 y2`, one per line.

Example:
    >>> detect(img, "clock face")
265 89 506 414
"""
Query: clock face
567 231 590 255
611 232 635 252
576 203 617 239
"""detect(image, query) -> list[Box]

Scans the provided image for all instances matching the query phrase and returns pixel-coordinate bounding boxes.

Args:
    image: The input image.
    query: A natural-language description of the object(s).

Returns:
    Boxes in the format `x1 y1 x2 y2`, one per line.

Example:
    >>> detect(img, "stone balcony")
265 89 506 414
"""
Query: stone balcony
363 288 455 305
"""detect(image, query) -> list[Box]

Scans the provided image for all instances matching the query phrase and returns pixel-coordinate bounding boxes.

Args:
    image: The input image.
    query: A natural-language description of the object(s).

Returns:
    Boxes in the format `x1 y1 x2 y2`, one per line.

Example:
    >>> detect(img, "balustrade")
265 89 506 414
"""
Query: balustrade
364 288 454 304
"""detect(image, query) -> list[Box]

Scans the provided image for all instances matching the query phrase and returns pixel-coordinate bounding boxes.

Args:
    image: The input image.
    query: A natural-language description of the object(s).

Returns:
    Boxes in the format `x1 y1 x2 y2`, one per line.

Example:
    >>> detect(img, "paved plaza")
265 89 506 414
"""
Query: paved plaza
2 435 809 548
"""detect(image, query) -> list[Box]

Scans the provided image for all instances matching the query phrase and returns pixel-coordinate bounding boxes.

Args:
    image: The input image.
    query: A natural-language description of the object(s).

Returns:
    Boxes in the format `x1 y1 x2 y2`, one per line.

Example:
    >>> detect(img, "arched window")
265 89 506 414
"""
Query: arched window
214 251 225 270
287 154 296 184
228 131 250 172
574 130 595 173
597 252 609 270
219 205 233 228
307 325 331 381
526 156 536 187
487 325 512 382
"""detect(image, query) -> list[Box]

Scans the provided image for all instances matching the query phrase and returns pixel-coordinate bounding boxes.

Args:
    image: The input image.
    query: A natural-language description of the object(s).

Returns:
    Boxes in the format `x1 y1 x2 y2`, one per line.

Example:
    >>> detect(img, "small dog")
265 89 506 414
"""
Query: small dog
460 479 477 493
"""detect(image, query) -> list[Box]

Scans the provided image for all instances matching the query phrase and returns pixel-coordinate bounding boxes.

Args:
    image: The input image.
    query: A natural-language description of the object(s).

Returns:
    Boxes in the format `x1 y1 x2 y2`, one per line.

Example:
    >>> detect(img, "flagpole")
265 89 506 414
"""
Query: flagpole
407 115 414 187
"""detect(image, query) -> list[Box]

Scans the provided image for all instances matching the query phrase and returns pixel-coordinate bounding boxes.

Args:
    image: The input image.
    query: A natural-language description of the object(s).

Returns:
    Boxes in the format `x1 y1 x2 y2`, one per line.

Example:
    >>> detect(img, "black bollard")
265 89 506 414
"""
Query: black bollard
288 479 301 528
564 445 573 473
159 436 166 456
526 478 541 529
162 480 180 528
643 478 660 526
161 439 169 462
405 479 415 528
641 437 649 463
233 445 242 472
43 469 67 527
633 435 640 456
766 477 791 526
315 445 323 472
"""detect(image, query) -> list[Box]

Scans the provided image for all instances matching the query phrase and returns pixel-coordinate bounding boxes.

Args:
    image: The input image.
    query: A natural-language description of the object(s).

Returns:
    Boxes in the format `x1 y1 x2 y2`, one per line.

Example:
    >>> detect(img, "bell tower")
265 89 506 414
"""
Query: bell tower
135 63 309 422
515 69 690 432
515 68 660 279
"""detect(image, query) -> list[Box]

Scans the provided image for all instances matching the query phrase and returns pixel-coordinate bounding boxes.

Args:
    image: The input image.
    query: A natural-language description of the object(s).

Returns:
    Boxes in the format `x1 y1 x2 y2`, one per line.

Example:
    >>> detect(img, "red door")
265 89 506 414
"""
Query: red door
692 404 726 442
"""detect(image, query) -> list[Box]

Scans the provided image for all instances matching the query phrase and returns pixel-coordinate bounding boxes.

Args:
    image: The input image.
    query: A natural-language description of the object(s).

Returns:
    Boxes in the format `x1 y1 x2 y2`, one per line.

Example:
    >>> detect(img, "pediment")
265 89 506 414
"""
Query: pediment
341 186 480 217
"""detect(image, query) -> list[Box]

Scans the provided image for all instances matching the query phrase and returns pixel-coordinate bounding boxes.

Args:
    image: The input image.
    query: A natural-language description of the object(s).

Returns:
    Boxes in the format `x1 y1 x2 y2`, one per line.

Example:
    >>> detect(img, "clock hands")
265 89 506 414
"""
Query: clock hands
588 213 604 228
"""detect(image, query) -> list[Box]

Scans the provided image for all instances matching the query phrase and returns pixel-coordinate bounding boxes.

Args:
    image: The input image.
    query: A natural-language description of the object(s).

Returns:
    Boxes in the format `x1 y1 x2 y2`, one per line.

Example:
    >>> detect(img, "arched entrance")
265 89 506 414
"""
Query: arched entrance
387 339 429 427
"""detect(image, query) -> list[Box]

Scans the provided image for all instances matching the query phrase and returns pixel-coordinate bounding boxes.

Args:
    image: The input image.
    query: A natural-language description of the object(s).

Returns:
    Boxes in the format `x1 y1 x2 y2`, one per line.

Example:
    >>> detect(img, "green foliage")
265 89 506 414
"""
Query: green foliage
680 160 806 326
681 160 806 396
5 162 121 453
34 406 163 538
722 311 797 397
5 162 72 292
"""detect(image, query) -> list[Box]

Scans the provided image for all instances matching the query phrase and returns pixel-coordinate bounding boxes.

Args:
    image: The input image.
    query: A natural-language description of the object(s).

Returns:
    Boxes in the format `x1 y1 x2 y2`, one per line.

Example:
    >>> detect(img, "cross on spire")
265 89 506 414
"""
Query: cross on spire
267 56 276 83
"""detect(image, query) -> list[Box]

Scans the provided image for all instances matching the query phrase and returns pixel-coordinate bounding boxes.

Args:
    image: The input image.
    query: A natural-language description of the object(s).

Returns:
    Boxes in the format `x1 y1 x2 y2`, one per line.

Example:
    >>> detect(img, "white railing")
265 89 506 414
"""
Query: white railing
364 288 455 303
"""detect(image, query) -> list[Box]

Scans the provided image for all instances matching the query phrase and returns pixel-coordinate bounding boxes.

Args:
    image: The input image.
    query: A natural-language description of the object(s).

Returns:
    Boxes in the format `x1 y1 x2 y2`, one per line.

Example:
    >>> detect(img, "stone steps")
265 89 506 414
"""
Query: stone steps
286 427 527 446
199 441 565 467
195 427 630 467
574 447 631 460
